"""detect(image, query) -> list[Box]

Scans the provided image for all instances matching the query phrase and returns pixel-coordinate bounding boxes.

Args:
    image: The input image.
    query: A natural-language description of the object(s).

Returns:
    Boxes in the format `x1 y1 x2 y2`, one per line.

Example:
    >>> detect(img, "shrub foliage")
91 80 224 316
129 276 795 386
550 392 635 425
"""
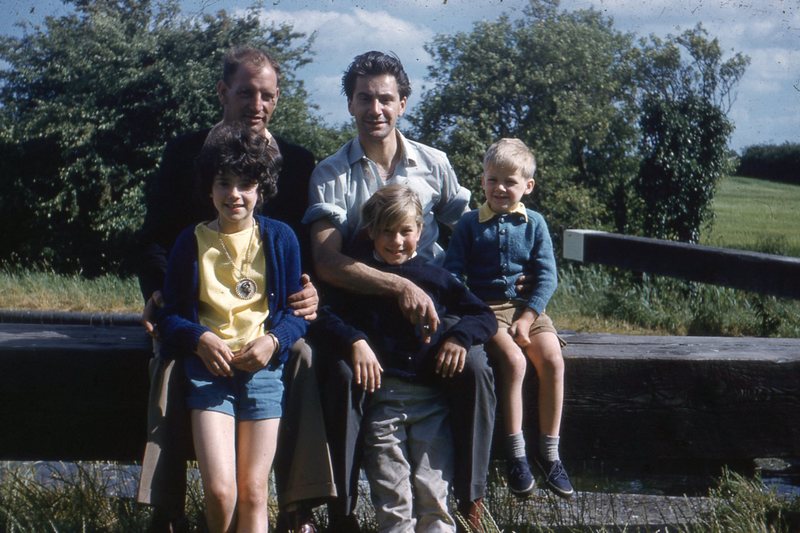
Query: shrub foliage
737 142 800 185
0 0 335 274
0 0 749 273
409 1 748 247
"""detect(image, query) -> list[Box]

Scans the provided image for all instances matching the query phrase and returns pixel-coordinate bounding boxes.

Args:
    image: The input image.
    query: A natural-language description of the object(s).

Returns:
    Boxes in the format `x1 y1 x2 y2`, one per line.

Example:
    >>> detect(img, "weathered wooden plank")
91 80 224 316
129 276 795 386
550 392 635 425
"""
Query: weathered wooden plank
563 229 800 298
548 332 800 463
0 323 151 461
1 323 799 469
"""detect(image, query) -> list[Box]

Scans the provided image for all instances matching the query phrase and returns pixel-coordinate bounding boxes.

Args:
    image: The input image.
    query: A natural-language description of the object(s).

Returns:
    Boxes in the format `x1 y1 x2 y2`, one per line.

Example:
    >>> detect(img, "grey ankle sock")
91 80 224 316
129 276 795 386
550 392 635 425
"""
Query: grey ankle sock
540 434 560 462
506 432 527 459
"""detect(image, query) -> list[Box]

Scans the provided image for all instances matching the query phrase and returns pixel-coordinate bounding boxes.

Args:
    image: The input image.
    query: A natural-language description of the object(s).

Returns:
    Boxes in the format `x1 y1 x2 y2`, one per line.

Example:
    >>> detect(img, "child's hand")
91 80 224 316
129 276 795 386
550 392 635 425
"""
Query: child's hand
196 331 234 377
435 338 467 378
352 339 383 392
231 335 278 373
509 309 537 348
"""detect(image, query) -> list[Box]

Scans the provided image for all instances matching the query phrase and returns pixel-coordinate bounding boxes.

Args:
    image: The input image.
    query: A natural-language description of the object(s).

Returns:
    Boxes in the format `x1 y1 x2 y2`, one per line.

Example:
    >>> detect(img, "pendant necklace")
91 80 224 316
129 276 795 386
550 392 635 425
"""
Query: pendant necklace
217 220 258 300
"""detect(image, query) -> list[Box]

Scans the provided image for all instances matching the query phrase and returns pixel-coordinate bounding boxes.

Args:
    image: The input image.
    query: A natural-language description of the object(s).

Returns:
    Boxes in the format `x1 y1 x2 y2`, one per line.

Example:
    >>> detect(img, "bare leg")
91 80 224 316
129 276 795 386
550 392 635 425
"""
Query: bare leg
524 332 565 437
486 330 527 436
236 418 280 532
191 410 237 533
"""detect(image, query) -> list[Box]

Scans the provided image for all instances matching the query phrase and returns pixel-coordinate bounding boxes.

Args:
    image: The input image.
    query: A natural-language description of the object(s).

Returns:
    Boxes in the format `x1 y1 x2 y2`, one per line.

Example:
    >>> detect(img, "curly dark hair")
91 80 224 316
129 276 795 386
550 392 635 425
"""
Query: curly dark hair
342 51 411 102
196 125 282 208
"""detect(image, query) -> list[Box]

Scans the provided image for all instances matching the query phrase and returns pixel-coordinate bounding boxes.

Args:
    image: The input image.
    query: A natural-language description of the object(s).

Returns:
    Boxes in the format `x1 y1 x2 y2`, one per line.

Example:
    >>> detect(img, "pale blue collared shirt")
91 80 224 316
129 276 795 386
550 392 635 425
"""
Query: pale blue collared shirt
303 131 471 264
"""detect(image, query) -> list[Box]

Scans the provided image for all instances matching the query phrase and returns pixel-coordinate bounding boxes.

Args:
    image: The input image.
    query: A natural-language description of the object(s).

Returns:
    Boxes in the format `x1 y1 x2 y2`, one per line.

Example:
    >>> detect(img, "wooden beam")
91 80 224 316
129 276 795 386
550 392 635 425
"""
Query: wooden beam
563 229 800 298
554 333 800 463
0 323 150 461
2 322 798 468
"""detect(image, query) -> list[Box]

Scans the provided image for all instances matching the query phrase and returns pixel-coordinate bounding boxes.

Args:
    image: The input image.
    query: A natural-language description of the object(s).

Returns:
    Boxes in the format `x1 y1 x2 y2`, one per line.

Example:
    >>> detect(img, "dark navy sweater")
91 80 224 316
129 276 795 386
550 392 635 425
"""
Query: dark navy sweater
309 254 497 381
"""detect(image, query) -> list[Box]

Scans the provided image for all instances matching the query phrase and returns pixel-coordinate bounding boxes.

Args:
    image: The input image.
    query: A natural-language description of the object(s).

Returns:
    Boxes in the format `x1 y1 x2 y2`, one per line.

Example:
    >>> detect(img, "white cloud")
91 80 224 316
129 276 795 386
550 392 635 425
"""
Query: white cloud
262 8 434 62
257 7 436 125
254 1 798 148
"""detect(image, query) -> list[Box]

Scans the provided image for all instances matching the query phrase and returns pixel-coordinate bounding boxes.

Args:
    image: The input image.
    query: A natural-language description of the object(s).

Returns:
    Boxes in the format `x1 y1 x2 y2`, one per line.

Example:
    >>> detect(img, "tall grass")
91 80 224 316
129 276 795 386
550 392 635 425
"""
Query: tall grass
1 263 798 337
0 267 141 313
2 462 797 532
0 462 152 532
553 264 800 338
687 469 800 533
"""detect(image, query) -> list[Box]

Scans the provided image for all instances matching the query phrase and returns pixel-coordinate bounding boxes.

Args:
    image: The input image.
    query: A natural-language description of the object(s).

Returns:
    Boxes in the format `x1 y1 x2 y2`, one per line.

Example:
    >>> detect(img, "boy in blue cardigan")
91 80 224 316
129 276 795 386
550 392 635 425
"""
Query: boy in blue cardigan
158 125 307 531
309 185 497 531
444 138 573 499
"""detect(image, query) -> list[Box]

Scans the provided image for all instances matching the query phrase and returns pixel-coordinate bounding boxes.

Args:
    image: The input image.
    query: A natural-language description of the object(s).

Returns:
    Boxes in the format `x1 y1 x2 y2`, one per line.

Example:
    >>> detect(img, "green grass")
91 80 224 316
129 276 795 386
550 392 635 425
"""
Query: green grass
2 462 798 532
0 267 141 313
703 175 800 257
551 264 800 337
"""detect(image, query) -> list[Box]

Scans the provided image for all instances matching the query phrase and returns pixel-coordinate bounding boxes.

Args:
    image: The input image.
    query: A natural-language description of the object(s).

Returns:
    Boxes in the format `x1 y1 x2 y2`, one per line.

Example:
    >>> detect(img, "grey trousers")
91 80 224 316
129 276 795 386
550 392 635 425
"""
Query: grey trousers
136 342 190 514
363 378 455 533
320 343 496 515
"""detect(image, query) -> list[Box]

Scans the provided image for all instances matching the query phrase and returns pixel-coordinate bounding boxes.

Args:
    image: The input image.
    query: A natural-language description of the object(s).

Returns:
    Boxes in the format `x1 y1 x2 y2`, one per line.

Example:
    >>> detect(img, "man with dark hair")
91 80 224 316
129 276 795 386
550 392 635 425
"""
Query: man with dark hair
137 45 333 533
304 50 497 532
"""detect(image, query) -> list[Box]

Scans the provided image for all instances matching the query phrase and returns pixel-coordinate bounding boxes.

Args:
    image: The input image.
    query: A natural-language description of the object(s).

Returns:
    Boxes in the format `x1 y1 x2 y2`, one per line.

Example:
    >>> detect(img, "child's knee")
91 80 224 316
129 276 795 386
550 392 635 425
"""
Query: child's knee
237 479 268 509
527 335 564 368
502 349 527 379
205 480 237 511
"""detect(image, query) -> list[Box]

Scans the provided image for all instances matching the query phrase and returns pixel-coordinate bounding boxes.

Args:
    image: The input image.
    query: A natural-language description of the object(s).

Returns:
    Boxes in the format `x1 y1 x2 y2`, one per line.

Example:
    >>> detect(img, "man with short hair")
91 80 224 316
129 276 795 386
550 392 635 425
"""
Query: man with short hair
304 50 496 532
137 45 333 533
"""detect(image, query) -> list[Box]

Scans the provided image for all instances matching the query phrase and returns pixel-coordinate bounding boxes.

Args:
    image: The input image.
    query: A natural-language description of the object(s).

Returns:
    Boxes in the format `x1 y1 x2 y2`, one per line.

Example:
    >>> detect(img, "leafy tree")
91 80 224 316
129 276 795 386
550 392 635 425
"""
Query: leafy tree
0 0 324 274
410 1 747 248
409 0 641 241
738 142 800 185
633 26 748 242
636 94 732 242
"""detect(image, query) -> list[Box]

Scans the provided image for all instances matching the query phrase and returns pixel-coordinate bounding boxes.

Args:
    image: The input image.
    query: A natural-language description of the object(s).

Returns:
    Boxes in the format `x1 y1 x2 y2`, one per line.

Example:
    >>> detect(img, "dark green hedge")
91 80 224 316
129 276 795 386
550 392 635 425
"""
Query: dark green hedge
737 143 800 185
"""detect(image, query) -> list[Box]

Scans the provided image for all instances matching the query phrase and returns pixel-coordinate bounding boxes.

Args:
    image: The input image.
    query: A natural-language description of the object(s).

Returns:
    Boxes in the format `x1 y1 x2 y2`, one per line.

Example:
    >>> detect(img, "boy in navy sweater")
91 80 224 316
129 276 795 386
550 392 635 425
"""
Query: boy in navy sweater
310 185 496 532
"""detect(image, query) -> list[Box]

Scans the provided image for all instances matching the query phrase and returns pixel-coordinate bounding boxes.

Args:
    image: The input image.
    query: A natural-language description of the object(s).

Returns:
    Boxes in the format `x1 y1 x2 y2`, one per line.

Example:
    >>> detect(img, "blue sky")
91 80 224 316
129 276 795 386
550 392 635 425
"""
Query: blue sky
2 0 798 152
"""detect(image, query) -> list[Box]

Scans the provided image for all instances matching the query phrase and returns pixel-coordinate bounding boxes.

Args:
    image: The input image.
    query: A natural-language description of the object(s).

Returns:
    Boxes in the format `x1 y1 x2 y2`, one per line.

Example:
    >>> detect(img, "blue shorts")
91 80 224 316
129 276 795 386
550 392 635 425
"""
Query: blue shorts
184 355 284 420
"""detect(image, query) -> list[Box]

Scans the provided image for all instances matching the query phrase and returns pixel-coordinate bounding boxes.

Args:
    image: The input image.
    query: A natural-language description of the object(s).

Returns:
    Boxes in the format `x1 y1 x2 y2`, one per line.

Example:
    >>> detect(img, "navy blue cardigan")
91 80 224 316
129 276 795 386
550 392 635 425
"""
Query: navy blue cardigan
157 215 307 368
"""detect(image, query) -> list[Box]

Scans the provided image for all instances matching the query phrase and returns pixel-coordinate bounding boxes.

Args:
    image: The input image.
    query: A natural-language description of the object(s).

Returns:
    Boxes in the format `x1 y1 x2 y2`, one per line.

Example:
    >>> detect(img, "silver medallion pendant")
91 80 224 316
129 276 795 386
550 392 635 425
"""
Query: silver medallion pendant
235 278 257 299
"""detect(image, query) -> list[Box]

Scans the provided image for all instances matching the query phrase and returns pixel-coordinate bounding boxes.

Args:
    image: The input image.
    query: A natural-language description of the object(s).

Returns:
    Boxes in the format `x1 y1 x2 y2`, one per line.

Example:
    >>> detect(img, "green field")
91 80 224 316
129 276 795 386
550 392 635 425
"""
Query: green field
703 175 800 257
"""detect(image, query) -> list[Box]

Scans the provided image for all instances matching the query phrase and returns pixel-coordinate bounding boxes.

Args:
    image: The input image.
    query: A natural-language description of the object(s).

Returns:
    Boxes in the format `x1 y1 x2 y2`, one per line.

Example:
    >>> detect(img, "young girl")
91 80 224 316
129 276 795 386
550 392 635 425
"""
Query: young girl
157 124 307 532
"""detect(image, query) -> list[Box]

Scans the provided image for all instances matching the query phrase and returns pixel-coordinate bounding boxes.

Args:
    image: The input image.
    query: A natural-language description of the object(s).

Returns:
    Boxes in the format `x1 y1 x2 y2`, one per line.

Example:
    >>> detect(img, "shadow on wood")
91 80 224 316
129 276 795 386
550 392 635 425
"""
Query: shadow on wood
1 322 799 473
0 322 150 461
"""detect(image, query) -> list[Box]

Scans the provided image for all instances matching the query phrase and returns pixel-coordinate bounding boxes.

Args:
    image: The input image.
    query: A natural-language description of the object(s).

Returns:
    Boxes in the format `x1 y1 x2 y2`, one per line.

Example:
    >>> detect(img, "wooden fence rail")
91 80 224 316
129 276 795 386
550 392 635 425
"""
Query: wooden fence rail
563 229 800 299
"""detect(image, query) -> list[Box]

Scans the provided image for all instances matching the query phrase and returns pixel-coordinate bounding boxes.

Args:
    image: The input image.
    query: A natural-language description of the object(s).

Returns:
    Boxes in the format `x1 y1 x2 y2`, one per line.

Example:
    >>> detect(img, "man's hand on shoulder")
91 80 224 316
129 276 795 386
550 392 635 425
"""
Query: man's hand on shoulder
141 290 164 338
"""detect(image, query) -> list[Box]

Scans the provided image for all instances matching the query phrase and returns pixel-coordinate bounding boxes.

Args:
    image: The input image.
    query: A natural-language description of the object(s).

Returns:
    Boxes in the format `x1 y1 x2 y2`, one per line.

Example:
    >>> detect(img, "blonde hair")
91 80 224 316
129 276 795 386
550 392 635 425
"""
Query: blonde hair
483 138 536 180
362 185 423 236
